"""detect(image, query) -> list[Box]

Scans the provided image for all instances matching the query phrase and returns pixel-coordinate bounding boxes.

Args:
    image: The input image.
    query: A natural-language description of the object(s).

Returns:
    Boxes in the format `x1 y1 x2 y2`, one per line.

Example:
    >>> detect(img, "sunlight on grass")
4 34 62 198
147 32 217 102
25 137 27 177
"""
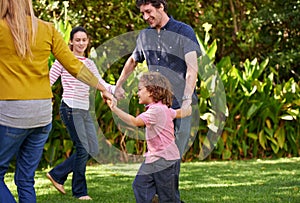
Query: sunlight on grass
4 158 300 202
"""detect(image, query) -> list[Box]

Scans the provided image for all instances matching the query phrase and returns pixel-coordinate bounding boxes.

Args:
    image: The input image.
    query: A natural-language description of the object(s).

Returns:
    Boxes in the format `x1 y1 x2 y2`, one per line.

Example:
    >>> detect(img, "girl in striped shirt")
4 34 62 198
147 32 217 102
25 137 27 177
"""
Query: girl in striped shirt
47 26 114 200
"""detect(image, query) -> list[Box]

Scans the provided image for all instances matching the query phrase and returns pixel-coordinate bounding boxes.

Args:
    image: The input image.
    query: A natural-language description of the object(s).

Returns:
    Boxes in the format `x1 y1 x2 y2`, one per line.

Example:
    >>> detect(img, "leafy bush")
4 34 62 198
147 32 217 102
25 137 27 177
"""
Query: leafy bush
30 1 299 167
194 25 300 160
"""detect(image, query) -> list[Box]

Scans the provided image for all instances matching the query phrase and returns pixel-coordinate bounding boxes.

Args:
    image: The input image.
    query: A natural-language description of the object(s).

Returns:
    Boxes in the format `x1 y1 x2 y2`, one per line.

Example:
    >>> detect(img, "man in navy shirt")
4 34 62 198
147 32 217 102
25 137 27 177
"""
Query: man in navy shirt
115 0 201 157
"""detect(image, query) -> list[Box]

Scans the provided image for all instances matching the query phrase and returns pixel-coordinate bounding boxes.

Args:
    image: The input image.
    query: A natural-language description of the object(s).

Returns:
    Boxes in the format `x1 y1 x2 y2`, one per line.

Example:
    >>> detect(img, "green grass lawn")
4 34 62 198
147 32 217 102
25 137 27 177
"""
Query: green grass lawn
5 157 300 202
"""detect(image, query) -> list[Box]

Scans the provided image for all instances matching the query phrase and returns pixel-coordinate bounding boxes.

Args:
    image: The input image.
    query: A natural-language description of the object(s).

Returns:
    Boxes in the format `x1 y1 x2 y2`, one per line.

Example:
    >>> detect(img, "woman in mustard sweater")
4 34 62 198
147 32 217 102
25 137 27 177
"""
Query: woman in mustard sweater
0 1 113 202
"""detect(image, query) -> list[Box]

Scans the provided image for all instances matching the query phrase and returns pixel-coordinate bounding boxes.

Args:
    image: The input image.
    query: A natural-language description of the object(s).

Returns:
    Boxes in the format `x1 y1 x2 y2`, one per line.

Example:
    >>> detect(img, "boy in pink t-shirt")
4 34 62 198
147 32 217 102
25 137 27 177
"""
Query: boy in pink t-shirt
107 72 191 203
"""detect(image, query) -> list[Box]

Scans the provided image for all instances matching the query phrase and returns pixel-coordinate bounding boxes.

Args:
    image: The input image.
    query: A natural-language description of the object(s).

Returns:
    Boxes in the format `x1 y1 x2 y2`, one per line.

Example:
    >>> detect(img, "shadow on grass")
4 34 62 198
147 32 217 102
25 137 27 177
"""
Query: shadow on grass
180 158 300 202
4 158 300 202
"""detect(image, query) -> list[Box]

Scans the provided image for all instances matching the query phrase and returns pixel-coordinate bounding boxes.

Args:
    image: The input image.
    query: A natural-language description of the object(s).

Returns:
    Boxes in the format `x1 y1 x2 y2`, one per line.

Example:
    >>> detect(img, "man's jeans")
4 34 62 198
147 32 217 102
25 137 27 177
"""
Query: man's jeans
0 123 51 203
48 101 98 198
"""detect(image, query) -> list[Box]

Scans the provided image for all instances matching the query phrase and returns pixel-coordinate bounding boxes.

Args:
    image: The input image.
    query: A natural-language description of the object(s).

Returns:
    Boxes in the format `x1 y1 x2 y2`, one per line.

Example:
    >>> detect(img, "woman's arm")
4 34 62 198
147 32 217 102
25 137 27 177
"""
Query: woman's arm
49 60 63 86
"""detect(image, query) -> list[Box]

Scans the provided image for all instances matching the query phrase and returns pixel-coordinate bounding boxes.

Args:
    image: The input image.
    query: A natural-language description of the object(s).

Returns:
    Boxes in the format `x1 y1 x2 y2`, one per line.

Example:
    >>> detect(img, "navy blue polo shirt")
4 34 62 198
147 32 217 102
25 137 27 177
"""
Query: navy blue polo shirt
133 16 201 108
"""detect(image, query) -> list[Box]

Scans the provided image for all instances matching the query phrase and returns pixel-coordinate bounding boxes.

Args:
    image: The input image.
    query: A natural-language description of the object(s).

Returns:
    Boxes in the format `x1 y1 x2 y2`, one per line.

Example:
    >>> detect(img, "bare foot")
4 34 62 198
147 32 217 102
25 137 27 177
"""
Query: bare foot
78 196 92 200
46 173 66 194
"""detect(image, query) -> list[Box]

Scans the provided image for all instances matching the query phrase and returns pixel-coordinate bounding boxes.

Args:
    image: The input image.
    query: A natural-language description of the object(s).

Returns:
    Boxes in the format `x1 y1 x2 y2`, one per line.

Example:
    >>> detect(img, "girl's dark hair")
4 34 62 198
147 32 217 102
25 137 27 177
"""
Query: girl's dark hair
140 72 173 107
136 0 167 12
70 26 87 40
69 26 90 57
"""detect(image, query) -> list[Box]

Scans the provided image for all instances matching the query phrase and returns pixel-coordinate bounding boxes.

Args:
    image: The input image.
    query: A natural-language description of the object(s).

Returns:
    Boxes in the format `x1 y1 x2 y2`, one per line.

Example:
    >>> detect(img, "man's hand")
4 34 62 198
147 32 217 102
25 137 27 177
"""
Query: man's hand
175 104 192 118
179 99 192 117
181 98 192 109
182 105 192 117
114 86 126 100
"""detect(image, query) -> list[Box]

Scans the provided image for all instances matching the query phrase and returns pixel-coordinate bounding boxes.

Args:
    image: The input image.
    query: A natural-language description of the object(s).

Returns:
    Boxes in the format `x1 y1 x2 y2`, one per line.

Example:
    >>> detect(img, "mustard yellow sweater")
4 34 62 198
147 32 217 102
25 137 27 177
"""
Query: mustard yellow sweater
0 18 98 100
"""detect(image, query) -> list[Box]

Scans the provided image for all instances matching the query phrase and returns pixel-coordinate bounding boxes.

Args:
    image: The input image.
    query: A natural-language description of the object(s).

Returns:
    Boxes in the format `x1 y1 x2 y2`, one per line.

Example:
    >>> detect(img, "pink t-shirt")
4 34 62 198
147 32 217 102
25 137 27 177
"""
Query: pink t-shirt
137 101 180 163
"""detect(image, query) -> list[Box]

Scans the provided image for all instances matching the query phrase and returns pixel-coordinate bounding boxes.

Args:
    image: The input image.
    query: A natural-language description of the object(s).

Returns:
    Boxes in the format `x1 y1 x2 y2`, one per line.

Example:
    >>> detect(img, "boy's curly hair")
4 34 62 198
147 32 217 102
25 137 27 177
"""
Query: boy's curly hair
139 72 173 107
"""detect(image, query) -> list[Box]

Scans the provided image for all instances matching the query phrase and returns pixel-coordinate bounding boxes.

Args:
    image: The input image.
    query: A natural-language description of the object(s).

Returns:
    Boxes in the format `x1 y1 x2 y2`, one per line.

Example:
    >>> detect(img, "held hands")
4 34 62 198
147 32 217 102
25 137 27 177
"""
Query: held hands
177 97 192 118
101 90 114 103
99 84 118 111
176 104 192 118
114 86 126 100
96 82 114 103
181 99 192 117
181 98 192 109
100 89 117 110
106 96 117 111
182 105 192 117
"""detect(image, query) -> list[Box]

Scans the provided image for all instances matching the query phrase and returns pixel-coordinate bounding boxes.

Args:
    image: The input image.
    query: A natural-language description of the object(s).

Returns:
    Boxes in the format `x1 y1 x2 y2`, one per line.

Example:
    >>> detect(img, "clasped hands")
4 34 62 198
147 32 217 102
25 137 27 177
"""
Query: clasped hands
102 86 125 109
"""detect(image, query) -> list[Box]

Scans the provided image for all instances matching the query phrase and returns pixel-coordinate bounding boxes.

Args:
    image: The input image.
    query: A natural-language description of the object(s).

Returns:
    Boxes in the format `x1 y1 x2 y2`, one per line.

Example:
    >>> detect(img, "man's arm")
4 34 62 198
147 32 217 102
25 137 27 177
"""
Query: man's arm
182 51 198 108
114 55 138 100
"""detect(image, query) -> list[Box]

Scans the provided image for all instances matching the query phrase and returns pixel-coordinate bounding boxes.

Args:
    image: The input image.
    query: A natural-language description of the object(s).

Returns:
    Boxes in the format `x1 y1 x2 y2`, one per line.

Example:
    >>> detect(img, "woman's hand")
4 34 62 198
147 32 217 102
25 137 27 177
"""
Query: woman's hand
106 97 117 110
101 90 114 102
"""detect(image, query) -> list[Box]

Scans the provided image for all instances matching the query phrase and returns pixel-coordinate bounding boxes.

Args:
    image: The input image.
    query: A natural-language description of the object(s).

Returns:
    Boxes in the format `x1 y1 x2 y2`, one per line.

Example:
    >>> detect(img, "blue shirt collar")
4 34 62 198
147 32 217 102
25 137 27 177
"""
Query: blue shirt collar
161 16 174 30
149 16 174 31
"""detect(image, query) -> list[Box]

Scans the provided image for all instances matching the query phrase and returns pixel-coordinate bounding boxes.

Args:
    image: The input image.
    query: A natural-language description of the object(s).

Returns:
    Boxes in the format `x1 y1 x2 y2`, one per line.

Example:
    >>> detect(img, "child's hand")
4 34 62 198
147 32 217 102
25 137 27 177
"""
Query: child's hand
176 105 192 118
101 90 114 102
106 97 117 110
185 105 192 116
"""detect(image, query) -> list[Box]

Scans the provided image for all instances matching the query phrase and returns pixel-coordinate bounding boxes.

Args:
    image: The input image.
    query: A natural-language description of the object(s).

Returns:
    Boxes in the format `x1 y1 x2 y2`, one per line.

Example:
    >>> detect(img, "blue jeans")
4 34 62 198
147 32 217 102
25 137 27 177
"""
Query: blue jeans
174 116 192 157
0 123 51 203
133 159 181 203
48 101 98 198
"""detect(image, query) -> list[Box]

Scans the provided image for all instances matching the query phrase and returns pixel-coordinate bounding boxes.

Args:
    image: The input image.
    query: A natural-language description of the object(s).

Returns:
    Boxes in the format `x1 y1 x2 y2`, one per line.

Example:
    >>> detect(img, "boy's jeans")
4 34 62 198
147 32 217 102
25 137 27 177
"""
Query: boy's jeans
133 159 181 203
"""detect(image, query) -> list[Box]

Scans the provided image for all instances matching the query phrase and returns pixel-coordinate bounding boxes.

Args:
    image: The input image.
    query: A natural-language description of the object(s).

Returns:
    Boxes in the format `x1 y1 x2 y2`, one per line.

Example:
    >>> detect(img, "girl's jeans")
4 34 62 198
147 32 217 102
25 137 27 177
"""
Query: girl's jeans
48 101 98 198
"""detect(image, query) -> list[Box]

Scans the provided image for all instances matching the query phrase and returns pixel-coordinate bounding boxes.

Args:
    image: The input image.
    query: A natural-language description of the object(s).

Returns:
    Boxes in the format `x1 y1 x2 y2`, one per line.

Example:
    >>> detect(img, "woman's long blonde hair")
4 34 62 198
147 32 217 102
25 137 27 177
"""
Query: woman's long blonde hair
0 0 37 58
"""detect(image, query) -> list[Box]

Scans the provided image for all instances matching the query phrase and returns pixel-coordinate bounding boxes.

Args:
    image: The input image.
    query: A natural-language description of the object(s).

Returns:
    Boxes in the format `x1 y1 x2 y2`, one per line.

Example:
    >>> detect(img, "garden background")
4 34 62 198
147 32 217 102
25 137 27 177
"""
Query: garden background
22 0 300 170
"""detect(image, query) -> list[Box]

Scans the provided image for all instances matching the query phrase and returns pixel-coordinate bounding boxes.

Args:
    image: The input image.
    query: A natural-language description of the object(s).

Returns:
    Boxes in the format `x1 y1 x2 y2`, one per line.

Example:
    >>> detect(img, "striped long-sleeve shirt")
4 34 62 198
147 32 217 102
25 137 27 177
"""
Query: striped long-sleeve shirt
50 56 115 110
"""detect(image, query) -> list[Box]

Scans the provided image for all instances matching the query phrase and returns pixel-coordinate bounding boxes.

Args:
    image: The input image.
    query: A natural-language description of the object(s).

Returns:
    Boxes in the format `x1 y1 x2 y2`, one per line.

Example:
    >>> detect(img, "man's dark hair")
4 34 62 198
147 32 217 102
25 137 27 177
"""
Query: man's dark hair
136 0 168 12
